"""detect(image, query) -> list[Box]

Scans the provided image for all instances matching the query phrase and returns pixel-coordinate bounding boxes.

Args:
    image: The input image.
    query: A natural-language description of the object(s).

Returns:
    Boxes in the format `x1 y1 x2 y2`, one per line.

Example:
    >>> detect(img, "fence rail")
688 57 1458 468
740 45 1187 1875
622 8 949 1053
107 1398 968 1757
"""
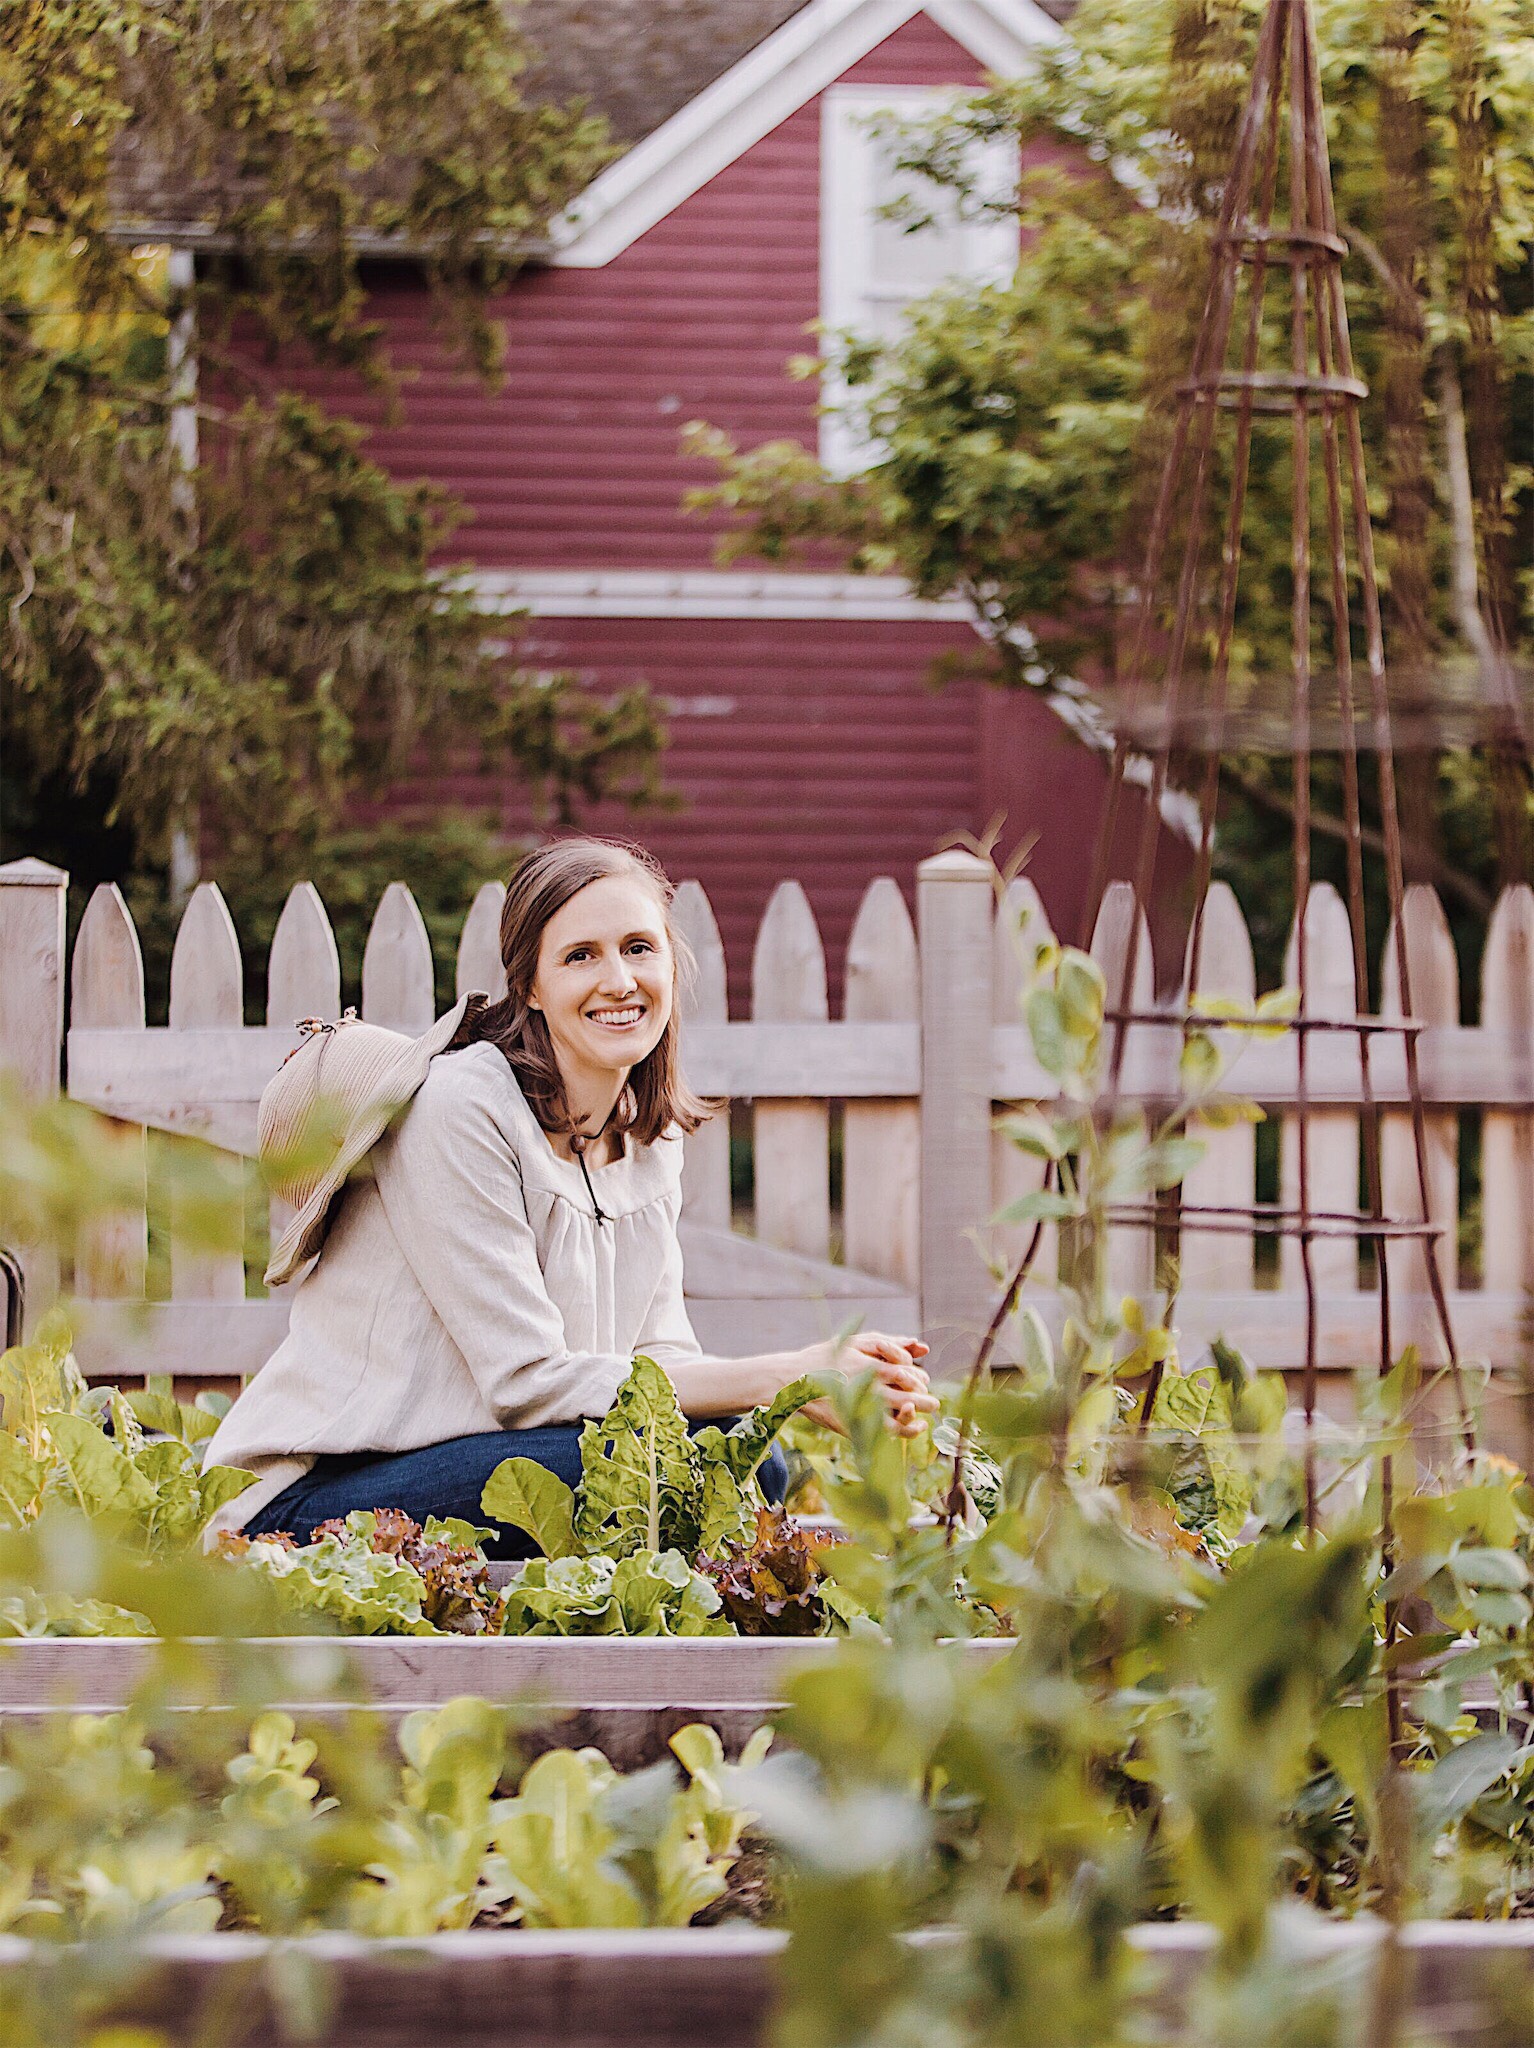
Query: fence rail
3 851 1533 1398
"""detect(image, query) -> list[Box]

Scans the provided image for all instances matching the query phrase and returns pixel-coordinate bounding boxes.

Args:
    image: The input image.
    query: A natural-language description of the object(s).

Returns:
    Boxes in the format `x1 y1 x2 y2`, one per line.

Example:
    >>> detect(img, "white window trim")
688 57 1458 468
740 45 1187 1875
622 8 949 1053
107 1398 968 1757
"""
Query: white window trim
819 83 1019 475
460 567 974 622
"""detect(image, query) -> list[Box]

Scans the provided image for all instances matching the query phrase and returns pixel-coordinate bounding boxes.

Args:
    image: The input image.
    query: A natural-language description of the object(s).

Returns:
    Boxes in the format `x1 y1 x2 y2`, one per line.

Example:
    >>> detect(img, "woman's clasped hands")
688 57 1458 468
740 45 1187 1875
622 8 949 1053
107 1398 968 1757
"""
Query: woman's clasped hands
803 1330 937 1439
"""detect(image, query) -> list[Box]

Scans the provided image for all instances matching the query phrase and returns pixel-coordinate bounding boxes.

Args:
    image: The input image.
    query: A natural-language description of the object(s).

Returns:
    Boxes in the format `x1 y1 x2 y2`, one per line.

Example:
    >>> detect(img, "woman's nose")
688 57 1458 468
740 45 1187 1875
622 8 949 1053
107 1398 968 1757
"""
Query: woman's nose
599 954 637 995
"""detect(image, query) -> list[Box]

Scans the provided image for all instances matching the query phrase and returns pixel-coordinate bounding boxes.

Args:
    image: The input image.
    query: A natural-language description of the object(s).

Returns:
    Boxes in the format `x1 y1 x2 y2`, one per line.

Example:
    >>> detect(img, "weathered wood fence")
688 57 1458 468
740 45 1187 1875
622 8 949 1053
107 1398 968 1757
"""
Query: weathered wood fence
3 850 1534 1399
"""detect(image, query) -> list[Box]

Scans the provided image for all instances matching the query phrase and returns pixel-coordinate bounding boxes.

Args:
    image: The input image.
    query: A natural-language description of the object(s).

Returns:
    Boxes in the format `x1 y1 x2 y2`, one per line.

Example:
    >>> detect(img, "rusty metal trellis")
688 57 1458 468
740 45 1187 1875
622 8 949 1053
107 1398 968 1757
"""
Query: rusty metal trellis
1076 0 1472 1532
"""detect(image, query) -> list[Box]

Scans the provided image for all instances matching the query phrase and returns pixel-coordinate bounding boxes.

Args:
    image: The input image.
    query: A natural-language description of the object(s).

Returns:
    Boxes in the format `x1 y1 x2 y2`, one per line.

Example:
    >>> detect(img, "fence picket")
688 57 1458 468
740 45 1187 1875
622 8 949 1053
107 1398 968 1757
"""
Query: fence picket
1181 882 1256 1292
673 881 731 1230
751 883 829 1261
1091 882 1156 1296
265 885 342 1266
71 885 148 1302
0 859 67 1313
457 882 507 1003
1482 884 1534 1294
843 879 919 1288
1280 883 1359 1295
168 884 246 1307
267 884 341 1026
362 884 436 1034
993 878 1057 1307
1380 887 1459 1320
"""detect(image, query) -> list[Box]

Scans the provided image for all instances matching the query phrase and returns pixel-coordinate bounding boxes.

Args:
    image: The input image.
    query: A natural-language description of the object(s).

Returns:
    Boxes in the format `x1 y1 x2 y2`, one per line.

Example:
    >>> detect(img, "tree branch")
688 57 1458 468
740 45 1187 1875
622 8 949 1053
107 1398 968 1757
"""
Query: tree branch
1221 758 1494 920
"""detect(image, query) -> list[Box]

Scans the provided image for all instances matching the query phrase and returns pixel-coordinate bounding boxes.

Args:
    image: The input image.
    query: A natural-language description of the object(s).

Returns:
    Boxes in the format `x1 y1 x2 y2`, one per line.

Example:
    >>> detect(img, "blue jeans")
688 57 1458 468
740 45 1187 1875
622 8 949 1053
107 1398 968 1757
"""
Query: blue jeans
245 1421 788 1559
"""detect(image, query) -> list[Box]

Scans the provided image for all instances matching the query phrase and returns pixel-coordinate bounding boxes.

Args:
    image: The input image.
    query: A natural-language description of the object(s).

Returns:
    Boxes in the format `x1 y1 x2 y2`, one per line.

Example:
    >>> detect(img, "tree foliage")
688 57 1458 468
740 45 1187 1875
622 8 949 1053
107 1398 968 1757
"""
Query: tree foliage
690 0 1534 971
0 0 663 956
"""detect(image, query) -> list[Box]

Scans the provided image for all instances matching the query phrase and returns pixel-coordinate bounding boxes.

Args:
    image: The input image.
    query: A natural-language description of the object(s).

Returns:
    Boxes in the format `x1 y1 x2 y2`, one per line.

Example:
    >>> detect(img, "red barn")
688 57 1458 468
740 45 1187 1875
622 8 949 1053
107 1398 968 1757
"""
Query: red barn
146 0 1104 998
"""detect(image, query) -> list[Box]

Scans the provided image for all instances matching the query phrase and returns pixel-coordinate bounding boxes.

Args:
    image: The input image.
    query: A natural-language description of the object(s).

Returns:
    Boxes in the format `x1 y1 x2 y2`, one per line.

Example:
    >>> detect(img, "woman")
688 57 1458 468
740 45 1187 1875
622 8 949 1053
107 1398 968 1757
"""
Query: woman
206 838 935 1554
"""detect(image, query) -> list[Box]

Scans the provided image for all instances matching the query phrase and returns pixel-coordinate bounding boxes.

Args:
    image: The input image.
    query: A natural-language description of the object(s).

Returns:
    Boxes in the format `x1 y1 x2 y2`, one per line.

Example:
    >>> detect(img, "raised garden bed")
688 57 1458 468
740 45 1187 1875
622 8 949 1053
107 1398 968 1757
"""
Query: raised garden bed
0 1635 1012 1763
0 1634 1010 1709
4 1922 1530 2048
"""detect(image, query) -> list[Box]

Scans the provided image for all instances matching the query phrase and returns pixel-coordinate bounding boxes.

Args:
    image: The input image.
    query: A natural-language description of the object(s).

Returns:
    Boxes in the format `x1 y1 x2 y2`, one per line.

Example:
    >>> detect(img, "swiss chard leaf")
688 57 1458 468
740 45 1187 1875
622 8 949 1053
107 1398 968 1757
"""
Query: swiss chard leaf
0 1434 45 1529
44 1412 159 1524
480 1458 579 1559
0 1310 91 1453
576 1356 701 1558
695 1376 821 1487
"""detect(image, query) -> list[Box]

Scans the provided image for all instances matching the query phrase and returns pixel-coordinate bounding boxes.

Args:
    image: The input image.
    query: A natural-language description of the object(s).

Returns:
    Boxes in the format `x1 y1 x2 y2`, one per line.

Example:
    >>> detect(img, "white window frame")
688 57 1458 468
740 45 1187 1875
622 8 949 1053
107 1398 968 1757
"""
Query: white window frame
819 82 1018 475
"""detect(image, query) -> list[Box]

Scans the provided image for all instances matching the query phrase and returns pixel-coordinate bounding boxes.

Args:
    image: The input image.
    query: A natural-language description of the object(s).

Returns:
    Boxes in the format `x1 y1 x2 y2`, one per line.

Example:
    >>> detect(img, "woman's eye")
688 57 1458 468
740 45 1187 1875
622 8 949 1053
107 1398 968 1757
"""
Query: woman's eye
627 941 654 956
565 948 591 964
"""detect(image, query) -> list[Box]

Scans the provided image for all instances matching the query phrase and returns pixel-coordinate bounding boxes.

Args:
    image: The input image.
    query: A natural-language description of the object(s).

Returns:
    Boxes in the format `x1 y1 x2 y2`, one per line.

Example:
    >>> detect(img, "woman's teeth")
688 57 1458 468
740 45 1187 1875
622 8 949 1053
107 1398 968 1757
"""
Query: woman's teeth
588 1006 644 1026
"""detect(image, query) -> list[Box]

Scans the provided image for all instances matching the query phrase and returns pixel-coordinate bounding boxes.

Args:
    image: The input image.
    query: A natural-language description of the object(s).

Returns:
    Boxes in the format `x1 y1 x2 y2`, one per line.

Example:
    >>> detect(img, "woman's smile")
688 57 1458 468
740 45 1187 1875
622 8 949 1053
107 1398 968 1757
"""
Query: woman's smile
585 1003 647 1029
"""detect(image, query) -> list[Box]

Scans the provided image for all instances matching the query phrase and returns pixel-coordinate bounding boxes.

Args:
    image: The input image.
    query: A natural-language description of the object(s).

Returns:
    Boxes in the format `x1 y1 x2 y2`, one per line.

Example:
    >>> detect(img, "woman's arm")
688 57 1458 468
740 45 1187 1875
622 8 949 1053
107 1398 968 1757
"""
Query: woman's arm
635 1170 936 1435
668 1336 936 1436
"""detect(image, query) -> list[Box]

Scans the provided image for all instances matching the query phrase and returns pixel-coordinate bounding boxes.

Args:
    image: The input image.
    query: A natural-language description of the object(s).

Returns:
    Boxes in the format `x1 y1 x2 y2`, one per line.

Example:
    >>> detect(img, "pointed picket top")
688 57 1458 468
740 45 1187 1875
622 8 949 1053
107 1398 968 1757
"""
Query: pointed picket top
993 877 1052 1025
845 878 917 1023
1482 884 1534 1032
169 883 242 1028
673 879 727 1023
1380 885 1457 1026
267 883 341 1027
752 880 828 1023
457 882 507 1003
362 883 436 1034
1185 881 1254 1006
71 884 146 1029
1090 880 1153 1010
1281 881 1355 1018
0 856 68 886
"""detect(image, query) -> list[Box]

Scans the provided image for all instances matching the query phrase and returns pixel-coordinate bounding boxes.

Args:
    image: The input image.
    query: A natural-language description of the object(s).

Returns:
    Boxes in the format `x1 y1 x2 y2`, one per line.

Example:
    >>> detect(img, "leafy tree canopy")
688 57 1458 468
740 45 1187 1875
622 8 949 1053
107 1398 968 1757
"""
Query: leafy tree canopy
0 0 662 1003
689 0 1534 982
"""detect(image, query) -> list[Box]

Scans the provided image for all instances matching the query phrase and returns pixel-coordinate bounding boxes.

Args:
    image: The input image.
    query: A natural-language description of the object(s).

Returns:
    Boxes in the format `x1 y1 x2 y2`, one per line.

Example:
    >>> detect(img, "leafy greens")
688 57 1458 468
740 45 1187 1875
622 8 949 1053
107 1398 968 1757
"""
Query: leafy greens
482 1355 819 1562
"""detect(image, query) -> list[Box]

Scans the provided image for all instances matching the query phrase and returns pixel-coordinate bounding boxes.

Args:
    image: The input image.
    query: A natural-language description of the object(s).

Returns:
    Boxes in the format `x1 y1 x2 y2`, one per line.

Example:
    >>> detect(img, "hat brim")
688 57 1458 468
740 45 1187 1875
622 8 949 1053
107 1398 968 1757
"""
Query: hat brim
262 994 477 1288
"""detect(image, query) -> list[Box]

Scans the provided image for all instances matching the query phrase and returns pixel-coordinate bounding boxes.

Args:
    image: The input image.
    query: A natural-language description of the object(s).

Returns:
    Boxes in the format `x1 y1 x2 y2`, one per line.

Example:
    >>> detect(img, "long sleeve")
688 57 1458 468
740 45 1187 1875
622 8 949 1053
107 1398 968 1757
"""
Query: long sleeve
371 1056 633 1428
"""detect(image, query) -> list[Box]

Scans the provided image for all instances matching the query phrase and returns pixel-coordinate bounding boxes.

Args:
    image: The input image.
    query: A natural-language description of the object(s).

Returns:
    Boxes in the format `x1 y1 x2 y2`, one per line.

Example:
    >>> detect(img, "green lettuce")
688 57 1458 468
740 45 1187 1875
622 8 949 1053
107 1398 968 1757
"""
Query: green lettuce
225 1510 507 1636
498 1549 730 1636
234 1532 440 1635
0 1589 156 1638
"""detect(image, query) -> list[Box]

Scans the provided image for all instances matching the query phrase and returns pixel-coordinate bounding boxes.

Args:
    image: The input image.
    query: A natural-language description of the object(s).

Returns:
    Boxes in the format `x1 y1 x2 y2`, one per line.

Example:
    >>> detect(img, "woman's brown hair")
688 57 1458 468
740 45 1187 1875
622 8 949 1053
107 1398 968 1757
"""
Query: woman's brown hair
450 838 713 1147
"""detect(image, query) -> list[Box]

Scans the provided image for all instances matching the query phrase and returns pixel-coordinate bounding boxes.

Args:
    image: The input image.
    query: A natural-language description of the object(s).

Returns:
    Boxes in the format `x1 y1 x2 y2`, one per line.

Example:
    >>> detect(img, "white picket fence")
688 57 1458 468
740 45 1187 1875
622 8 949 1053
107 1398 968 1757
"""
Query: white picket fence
3 850 1534 1402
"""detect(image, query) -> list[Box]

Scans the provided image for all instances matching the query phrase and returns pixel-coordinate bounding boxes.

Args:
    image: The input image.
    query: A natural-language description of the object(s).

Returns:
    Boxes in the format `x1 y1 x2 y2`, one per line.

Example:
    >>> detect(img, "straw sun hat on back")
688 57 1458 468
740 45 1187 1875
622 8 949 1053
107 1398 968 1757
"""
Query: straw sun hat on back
259 993 476 1287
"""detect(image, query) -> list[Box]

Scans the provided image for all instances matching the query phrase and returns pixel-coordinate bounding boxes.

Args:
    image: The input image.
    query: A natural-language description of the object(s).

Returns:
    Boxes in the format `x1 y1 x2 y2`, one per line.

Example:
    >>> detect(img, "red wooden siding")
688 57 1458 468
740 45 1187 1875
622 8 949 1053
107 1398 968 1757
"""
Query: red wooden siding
288 14 992 568
229 10 1119 999
385 614 1107 1008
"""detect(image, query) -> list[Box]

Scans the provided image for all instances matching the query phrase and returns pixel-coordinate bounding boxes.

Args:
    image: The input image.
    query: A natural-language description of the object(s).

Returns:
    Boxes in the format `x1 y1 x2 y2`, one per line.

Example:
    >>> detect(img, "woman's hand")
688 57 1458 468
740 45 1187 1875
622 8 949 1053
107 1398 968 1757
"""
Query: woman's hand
801 1331 936 1439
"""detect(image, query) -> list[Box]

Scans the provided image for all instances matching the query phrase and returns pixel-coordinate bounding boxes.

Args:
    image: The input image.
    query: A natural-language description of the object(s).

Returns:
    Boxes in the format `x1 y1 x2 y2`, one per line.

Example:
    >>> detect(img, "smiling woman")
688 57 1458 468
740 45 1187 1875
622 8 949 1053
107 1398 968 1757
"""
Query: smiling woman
204 838 934 1555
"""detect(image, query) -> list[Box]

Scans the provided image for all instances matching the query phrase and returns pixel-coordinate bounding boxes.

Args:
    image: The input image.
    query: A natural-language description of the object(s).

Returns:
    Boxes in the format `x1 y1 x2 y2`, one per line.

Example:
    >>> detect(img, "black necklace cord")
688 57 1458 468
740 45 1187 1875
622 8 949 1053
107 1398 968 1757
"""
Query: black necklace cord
569 1130 610 1226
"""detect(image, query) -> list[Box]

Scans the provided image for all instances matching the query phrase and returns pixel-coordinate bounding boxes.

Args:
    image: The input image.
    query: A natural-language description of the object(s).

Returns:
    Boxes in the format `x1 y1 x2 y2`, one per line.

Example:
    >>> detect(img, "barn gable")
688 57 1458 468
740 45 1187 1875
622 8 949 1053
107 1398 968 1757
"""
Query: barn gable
550 0 1064 266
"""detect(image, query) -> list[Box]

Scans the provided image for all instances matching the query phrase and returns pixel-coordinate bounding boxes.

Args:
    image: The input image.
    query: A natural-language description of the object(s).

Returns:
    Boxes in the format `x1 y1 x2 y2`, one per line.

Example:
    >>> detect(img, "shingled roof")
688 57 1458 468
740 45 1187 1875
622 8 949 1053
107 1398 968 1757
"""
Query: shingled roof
109 0 1076 245
521 0 813 145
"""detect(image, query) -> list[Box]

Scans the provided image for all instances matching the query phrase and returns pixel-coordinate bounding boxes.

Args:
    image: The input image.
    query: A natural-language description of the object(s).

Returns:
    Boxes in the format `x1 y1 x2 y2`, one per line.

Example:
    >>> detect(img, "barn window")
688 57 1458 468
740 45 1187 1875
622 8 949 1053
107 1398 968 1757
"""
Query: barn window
819 84 1018 475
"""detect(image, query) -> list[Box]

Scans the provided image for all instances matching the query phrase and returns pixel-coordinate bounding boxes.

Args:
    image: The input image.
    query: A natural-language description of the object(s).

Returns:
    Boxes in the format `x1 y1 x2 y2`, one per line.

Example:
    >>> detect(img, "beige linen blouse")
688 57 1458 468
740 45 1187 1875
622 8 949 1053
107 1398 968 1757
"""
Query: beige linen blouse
204 1039 703 1536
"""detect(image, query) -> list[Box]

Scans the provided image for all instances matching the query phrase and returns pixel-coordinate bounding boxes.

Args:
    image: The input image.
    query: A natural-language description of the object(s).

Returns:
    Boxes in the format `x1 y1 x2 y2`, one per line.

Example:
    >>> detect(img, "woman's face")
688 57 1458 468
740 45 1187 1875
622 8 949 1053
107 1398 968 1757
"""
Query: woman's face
529 873 675 1100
